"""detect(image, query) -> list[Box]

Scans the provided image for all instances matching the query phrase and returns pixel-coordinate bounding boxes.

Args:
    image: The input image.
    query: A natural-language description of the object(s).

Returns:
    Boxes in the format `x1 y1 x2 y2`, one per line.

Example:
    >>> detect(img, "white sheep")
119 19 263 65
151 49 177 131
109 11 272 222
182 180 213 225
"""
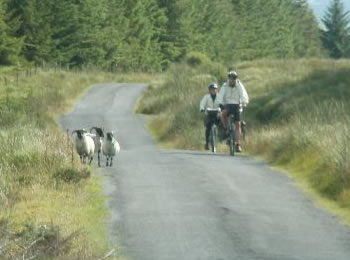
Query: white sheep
72 129 95 165
102 131 120 167
90 127 104 167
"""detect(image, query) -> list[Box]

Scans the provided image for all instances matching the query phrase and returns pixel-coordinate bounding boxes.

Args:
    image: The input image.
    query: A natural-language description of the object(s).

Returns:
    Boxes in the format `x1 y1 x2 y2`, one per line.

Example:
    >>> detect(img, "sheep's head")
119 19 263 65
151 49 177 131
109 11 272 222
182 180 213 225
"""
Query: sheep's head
90 127 104 137
106 131 114 141
72 129 87 139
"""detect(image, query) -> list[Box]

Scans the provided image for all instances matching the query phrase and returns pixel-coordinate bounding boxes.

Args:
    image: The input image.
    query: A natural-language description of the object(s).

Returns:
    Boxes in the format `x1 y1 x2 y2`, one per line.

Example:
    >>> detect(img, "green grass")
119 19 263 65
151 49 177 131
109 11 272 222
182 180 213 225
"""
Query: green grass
136 58 350 225
0 66 155 259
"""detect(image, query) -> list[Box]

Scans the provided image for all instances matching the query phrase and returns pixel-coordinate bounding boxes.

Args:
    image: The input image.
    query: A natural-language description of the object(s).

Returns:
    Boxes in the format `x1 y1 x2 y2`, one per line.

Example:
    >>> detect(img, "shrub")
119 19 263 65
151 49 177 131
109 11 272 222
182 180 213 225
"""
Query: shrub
0 222 79 259
54 166 91 184
185 51 211 67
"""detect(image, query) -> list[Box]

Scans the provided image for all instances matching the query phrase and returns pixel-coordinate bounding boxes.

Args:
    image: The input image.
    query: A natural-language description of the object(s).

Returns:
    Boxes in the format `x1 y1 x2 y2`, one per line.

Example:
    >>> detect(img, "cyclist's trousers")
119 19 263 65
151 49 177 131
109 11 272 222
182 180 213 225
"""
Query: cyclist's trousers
205 115 220 144
224 104 240 122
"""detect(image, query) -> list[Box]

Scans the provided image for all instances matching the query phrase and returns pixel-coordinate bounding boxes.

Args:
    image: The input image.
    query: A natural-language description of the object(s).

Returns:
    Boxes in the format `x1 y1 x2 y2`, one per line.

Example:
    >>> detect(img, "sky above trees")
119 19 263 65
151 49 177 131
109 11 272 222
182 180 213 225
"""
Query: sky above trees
308 0 350 22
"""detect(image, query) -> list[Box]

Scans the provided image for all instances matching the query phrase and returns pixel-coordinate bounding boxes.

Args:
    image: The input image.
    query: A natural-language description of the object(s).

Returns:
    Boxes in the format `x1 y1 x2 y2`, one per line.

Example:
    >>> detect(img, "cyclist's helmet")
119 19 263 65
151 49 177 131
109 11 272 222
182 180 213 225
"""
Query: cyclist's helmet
208 82 218 89
228 70 238 79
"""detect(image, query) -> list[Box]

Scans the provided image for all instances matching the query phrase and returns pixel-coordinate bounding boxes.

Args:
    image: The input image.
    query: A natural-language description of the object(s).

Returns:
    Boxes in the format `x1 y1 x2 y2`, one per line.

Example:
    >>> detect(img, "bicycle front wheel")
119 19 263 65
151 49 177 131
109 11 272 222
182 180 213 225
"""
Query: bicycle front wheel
210 125 217 153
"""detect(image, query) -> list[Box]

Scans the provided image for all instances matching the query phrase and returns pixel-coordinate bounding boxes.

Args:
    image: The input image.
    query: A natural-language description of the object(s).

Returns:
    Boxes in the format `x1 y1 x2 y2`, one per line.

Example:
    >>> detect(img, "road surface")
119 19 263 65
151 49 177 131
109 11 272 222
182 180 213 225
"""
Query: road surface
59 83 350 260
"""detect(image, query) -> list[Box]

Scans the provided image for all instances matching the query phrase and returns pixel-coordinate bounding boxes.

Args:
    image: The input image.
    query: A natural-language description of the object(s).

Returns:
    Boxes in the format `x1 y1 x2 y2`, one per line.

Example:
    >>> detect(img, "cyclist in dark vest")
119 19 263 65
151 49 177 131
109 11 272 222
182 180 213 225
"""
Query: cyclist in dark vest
217 71 249 152
200 82 221 150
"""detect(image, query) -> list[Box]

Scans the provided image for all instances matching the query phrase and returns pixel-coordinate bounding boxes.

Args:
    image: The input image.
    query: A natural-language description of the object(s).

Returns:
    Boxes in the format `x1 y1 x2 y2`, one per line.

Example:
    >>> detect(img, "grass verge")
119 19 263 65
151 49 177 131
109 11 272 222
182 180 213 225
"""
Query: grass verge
0 66 155 259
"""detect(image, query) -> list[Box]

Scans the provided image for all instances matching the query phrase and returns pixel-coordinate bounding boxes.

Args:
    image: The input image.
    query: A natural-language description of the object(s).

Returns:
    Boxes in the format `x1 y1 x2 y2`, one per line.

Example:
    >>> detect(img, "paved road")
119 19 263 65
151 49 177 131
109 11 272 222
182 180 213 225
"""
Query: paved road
59 84 350 260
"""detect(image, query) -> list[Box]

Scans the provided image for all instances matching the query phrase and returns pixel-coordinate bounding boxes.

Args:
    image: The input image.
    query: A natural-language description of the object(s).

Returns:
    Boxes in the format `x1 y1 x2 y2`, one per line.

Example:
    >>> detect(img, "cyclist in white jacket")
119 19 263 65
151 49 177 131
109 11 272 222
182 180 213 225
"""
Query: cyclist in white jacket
217 70 249 152
199 82 221 150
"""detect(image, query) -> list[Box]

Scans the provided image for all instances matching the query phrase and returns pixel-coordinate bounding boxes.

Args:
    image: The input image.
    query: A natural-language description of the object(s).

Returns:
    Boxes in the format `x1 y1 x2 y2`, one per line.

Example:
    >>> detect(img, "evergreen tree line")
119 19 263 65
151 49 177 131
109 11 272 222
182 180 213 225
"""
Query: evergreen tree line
0 0 347 71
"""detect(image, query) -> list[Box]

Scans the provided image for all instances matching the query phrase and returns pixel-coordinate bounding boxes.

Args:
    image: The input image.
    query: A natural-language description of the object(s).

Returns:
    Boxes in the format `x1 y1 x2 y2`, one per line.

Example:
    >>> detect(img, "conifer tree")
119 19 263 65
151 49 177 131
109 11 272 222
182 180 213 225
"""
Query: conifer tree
322 0 350 58
7 0 53 63
117 0 167 71
49 0 107 67
158 0 185 67
177 0 234 62
49 0 80 66
0 0 22 65
71 0 109 66
228 0 322 60
102 0 129 70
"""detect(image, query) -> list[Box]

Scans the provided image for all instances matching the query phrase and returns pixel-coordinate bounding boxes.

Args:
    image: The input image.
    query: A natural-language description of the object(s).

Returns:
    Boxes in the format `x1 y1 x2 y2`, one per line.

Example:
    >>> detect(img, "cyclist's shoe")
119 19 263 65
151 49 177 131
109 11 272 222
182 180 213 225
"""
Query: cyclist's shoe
204 144 209 150
235 144 242 152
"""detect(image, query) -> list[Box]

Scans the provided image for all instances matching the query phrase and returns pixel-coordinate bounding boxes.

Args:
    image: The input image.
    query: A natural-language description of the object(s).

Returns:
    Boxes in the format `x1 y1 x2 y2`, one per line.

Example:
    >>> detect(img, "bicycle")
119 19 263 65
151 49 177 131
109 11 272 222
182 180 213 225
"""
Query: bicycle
206 108 221 153
228 113 236 156
226 105 246 156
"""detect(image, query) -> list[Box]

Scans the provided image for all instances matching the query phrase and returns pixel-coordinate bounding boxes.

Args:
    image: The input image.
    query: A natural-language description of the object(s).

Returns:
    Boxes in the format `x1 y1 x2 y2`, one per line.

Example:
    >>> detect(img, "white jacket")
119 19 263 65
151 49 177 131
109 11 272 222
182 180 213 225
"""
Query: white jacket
217 80 249 105
199 94 221 111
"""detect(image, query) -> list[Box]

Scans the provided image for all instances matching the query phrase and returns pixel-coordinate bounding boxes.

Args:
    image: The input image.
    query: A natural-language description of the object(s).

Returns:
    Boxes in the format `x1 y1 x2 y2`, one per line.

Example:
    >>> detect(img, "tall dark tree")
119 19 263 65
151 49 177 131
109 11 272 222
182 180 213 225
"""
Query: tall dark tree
6 0 53 63
322 0 350 58
0 0 22 65
178 0 234 62
47 0 79 65
228 0 322 61
50 0 110 67
71 0 109 66
158 0 185 67
116 0 167 71
102 0 129 70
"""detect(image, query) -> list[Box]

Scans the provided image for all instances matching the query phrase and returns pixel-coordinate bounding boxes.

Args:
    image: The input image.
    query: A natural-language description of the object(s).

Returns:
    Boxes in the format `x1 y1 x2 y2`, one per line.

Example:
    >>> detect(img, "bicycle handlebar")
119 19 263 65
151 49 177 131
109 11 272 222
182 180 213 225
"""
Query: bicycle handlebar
206 108 221 112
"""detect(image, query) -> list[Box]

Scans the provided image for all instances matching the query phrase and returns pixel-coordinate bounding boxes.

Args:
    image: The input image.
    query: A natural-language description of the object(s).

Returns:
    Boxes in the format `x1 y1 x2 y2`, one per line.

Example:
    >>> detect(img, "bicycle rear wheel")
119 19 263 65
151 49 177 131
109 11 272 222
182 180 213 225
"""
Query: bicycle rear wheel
241 121 246 141
229 117 235 156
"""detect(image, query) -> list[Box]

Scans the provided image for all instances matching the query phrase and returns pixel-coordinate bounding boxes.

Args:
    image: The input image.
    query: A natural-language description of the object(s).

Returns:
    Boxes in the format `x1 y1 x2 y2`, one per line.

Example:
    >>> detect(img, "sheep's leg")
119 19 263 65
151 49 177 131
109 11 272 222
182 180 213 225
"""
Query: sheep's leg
106 157 109 167
110 157 113 167
89 156 93 165
98 151 101 167
84 154 88 164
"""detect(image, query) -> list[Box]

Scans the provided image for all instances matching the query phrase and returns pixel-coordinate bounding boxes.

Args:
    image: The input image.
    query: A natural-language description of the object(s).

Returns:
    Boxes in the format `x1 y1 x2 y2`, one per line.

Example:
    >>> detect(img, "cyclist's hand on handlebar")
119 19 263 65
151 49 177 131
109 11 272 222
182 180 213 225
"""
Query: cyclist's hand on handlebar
219 104 224 110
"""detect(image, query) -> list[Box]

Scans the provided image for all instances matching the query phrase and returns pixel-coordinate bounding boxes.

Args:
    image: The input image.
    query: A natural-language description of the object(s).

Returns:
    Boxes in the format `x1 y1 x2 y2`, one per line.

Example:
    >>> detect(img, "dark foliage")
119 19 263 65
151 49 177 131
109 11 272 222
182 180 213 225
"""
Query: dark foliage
0 0 326 69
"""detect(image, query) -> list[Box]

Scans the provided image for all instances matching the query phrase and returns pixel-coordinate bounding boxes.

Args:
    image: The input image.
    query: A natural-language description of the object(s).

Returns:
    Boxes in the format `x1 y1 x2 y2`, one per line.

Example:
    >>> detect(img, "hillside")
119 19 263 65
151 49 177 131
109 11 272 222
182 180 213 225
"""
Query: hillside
137 57 350 221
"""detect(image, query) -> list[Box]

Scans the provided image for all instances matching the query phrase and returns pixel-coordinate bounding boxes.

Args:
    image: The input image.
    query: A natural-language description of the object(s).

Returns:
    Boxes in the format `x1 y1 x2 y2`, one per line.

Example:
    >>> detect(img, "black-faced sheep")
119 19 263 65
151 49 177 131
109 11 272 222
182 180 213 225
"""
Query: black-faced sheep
90 127 104 167
102 131 120 167
72 129 95 165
